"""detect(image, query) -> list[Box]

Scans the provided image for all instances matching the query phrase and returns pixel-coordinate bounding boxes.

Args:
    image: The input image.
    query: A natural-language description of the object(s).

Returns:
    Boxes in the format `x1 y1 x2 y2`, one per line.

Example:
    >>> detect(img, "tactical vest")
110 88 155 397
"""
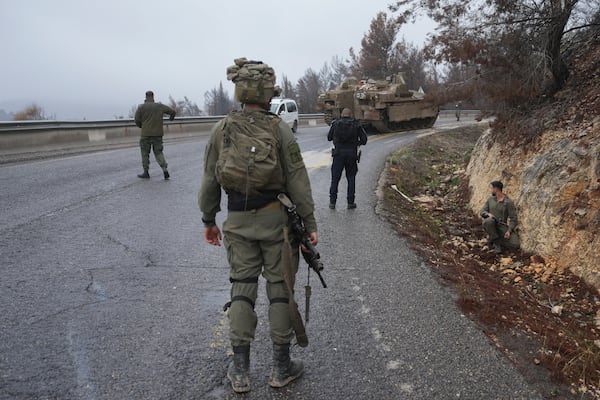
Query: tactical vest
333 118 358 144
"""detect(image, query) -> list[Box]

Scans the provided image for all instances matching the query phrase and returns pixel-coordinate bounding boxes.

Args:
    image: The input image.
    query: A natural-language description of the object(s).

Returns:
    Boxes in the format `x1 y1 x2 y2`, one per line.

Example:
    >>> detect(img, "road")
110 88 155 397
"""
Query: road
0 121 542 399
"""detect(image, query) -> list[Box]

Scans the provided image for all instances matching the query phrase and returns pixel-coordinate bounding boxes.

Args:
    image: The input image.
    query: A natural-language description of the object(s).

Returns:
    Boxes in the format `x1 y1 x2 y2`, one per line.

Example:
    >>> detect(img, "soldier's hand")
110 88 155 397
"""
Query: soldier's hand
307 231 318 246
504 231 511 239
300 231 318 253
204 226 222 246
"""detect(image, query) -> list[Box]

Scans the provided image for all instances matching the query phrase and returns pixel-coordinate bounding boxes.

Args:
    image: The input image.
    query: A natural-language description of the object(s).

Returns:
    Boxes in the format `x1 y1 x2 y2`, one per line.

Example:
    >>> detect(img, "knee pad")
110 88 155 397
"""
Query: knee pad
224 277 259 311
266 280 289 305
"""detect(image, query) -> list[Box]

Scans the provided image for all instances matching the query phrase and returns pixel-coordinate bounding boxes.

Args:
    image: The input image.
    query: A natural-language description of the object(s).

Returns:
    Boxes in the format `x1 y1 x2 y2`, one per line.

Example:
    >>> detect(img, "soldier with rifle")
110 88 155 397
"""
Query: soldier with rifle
480 180 520 254
198 58 320 393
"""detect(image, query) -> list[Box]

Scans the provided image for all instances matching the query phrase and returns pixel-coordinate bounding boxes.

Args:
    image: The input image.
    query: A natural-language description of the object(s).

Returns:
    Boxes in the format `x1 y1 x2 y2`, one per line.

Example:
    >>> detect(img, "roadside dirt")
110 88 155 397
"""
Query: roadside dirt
379 125 600 399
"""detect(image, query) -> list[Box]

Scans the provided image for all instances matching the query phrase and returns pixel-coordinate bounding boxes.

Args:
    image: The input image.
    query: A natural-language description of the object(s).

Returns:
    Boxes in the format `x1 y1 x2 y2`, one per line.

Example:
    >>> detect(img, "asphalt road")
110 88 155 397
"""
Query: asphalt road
0 121 542 400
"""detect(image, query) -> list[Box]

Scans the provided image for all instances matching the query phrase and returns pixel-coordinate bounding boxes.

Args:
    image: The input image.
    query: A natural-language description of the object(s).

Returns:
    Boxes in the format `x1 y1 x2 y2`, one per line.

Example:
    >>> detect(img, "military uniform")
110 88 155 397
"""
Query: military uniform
480 195 520 248
327 117 368 208
200 58 315 393
134 98 176 177
199 110 316 346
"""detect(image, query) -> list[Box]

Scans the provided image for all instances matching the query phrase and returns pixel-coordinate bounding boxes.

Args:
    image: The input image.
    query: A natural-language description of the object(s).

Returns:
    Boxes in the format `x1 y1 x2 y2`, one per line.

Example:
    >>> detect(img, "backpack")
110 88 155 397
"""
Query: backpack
333 118 358 144
215 110 283 197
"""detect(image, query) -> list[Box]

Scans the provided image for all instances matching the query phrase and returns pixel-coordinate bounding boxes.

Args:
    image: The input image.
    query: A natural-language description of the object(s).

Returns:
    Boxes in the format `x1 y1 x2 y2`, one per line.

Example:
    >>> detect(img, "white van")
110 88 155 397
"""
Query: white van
269 98 299 133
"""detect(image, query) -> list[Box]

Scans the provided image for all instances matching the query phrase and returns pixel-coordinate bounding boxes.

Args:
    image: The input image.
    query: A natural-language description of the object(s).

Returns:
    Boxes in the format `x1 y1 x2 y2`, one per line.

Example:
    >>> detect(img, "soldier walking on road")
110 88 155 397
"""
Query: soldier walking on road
198 58 318 393
134 90 176 180
480 180 520 254
455 102 462 121
327 108 368 209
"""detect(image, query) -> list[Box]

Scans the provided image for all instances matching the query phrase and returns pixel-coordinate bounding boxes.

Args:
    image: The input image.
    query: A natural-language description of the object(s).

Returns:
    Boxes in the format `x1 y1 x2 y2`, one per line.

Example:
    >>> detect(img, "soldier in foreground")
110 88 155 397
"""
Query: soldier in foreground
480 180 520 254
198 58 318 393
327 107 368 209
134 90 176 179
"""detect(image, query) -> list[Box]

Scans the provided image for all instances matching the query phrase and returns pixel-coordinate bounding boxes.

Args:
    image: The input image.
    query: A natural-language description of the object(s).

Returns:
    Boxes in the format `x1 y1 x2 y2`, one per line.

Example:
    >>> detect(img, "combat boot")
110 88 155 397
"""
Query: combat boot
227 345 250 393
269 343 303 388
137 169 150 179
163 170 170 180
493 241 502 254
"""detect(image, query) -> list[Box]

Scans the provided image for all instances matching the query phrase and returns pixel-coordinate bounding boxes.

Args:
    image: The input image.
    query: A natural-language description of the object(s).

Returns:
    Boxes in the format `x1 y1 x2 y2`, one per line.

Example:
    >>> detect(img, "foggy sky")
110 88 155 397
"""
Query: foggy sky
0 0 435 120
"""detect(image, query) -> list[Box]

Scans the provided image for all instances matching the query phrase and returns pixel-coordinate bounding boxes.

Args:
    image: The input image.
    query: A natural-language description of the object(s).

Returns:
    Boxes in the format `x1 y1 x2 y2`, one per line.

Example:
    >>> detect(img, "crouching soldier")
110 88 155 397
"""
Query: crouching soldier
480 180 520 254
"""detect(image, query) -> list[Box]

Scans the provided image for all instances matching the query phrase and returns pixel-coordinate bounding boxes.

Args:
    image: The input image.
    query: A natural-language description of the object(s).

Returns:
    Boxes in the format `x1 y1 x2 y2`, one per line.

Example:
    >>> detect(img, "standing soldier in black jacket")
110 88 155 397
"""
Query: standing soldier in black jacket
327 108 367 209
134 90 176 180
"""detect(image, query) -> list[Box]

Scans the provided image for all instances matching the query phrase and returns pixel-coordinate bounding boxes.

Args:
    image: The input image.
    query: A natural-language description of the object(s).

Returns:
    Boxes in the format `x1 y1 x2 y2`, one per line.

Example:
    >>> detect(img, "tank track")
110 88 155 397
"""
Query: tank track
372 116 438 133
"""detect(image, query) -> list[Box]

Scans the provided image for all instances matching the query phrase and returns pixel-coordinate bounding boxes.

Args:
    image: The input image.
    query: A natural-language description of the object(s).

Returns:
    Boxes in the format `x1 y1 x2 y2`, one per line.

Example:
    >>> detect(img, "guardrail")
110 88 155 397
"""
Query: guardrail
0 114 326 153
0 114 325 132
0 111 477 153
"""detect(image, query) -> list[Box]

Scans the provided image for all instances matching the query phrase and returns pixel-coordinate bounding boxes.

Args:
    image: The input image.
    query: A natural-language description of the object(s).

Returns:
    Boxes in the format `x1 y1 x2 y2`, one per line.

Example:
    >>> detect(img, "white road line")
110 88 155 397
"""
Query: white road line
302 149 332 170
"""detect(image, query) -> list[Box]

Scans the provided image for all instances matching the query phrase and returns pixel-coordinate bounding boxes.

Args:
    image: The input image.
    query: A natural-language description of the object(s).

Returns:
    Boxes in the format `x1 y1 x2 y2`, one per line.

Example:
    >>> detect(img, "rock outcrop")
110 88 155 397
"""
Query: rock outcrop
466 30 600 290
467 124 600 289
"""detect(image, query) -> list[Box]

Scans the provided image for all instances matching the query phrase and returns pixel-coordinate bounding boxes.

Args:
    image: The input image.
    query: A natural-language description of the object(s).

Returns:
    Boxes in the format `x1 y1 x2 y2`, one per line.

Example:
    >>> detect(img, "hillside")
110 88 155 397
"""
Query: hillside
379 29 600 398
466 29 600 290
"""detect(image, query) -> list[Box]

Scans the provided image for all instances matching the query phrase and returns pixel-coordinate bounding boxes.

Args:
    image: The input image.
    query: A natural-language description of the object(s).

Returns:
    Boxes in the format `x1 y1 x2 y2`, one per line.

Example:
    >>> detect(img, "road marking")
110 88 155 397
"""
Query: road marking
398 382 415 393
302 149 331 170
367 132 396 142
372 327 382 340
387 360 401 370
67 323 97 400
210 312 231 355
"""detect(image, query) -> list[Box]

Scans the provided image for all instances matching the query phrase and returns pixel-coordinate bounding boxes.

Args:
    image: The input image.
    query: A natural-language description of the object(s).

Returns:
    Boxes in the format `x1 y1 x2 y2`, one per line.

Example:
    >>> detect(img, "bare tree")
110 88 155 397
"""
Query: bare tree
394 38 428 90
390 0 599 105
280 74 297 100
13 104 48 120
296 68 326 113
168 96 202 116
328 55 352 88
349 12 402 79
204 82 237 115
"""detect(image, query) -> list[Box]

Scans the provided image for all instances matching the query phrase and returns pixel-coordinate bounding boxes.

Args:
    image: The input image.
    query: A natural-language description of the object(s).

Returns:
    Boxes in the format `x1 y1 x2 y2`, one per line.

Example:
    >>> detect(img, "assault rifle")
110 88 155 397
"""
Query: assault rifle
277 193 327 288
482 212 509 227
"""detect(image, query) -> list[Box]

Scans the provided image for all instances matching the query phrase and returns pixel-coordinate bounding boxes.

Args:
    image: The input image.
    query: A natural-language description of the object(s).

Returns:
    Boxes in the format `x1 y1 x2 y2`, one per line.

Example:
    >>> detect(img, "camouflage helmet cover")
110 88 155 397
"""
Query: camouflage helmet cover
227 57 280 104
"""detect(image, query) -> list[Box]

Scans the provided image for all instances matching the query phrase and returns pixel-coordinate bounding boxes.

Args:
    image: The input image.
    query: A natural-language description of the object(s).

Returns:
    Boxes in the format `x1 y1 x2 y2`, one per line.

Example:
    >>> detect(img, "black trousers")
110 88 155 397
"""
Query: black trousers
329 148 358 204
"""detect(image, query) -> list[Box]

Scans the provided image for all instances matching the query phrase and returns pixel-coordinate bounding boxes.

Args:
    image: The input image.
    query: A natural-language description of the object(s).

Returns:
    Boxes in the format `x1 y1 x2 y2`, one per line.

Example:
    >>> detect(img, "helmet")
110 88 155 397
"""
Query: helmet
227 57 280 104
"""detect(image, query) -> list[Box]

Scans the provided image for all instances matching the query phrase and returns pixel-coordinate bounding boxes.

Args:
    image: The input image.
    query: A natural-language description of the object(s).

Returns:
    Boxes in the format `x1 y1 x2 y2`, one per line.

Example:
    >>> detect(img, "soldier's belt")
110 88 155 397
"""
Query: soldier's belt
229 200 280 212
257 201 281 211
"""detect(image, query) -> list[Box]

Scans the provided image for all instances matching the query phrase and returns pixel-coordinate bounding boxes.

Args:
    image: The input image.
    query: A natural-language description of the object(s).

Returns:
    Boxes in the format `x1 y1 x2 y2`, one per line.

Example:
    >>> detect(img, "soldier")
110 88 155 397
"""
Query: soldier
480 180 520 254
455 101 462 121
327 108 368 209
134 90 176 179
198 58 318 393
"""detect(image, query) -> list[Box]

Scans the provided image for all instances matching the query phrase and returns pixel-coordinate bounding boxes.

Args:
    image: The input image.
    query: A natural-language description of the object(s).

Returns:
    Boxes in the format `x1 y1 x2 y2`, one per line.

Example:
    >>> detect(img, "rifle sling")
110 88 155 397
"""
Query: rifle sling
282 226 308 347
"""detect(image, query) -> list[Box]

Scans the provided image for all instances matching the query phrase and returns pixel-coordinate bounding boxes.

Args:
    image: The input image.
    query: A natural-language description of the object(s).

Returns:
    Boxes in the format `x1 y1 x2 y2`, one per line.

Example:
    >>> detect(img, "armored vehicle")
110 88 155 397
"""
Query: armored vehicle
316 74 439 133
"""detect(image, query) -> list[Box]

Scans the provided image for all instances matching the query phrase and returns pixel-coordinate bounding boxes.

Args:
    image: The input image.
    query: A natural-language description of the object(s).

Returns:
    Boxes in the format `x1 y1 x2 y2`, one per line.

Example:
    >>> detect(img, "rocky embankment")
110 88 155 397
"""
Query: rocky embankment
466 38 600 290
381 124 600 398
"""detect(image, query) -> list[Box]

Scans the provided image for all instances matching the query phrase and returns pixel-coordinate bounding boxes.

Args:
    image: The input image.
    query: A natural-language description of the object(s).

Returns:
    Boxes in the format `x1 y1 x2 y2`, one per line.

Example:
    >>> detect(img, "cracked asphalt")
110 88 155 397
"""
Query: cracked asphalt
0 122 542 399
